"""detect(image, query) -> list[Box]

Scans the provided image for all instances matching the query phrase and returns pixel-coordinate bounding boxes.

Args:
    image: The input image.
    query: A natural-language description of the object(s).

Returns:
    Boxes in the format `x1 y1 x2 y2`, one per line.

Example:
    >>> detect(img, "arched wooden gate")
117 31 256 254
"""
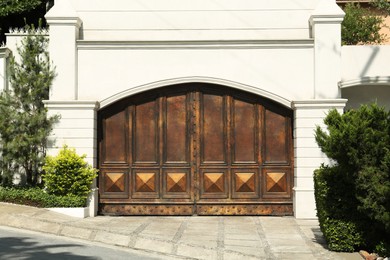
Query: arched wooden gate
98 83 293 215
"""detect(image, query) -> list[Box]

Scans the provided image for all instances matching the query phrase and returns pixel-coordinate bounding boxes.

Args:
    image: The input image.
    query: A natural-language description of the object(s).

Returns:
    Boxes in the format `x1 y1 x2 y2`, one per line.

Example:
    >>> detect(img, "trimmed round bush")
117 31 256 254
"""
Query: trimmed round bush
43 146 98 198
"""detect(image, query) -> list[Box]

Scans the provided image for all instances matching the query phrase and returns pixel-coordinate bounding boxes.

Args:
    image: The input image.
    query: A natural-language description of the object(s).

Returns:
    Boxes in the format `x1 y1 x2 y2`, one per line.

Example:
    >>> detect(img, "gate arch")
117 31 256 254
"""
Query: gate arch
98 83 293 215
99 77 292 109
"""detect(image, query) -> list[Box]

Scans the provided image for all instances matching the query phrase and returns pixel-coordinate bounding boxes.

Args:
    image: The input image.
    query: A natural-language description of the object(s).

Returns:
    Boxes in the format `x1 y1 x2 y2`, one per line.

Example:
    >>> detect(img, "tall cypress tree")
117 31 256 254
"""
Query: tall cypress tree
0 28 58 186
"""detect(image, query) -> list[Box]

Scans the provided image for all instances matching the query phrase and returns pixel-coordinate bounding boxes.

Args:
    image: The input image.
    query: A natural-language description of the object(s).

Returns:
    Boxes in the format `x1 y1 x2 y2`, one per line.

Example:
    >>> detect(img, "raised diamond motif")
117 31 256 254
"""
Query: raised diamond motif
167 173 186 192
266 172 286 192
105 173 125 192
235 172 255 192
204 173 224 192
136 173 155 192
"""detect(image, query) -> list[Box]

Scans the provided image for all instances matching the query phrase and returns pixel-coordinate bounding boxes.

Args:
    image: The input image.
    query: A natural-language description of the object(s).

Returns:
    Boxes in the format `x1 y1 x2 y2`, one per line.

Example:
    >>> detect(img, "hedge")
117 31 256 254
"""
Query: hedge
314 104 390 256
0 186 86 208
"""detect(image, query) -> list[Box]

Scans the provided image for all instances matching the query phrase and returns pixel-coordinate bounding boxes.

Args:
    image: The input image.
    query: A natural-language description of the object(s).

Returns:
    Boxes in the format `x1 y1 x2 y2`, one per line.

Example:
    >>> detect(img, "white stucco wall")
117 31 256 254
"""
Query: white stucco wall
76 43 314 105
69 0 319 41
38 0 350 218
340 45 390 110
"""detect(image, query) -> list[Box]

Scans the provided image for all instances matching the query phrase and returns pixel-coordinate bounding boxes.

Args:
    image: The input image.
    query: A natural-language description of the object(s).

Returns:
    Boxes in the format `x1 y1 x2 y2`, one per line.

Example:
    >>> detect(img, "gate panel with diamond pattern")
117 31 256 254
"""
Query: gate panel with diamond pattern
98 83 293 215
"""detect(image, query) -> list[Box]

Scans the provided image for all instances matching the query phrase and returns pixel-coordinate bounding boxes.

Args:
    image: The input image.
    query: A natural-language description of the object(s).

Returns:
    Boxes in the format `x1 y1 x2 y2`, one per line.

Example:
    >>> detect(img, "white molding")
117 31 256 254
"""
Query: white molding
339 76 390 88
45 0 81 28
77 39 314 50
44 100 100 110
309 0 345 27
292 99 348 109
0 47 11 58
99 76 292 109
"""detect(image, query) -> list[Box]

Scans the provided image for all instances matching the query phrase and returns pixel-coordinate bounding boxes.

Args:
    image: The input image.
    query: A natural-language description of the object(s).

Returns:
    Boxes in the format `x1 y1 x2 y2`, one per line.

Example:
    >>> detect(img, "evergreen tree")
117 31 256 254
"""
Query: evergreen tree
0 27 58 186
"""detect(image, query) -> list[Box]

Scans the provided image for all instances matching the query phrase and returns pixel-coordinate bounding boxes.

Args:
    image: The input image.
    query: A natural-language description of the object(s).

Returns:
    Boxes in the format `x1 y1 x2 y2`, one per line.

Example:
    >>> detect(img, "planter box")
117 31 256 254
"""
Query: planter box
46 188 98 218
47 207 89 218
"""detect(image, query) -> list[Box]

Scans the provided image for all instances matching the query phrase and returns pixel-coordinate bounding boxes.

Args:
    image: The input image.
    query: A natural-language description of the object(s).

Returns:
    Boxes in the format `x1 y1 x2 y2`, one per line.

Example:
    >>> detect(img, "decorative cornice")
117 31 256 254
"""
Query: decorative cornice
0 47 11 58
292 99 348 109
45 0 81 28
43 100 100 110
339 76 390 88
45 17 82 28
77 39 314 50
310 0 345 26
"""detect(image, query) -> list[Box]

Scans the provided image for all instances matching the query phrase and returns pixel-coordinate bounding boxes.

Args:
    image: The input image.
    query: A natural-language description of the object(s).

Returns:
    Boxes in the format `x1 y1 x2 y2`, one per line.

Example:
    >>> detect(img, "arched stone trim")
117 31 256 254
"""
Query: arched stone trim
339 76 390 88
99 76 292 109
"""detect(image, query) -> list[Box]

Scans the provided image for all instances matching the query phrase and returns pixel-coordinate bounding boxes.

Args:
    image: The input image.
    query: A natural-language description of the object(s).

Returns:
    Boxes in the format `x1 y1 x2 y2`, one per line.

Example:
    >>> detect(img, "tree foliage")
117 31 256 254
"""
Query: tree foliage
0 28 58 186
315 104 390 255
0 0 52 43
341 3 385 45
0 0 43 17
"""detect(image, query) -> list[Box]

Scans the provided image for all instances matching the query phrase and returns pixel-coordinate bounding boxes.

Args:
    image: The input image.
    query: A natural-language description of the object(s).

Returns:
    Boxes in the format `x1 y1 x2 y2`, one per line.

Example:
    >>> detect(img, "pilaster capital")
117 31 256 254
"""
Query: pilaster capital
45 0 82 28
309 0 345 28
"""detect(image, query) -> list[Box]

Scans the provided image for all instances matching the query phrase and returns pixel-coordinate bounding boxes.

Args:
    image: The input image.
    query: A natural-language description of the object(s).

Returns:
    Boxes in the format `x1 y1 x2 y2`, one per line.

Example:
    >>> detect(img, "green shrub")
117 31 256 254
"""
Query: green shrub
42 146 98 198
314 104 390 255
314 167 365 252
0 186 86 207
342 3 385 45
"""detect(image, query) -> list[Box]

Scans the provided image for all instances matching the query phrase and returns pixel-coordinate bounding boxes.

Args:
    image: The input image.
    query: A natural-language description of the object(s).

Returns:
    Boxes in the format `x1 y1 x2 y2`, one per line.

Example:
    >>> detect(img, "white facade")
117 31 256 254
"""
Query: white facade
2 0 389 218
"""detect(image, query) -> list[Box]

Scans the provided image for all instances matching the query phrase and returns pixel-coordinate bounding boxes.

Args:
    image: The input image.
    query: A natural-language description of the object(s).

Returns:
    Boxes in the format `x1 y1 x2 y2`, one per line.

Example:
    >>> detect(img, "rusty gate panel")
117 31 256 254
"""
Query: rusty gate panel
98 83 293 215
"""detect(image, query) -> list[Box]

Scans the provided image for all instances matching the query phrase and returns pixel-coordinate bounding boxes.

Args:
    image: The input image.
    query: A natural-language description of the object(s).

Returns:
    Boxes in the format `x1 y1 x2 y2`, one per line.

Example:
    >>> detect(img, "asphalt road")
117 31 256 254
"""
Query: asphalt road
0 226 164 260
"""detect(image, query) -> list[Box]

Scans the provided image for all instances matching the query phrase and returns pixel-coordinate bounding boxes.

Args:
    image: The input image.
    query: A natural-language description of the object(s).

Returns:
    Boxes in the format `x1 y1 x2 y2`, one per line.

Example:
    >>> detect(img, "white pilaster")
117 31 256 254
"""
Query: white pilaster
44 100 99 216
44 100 99 167
0 47 10 92
45 0 81 100
310 0 345 99
292 99 347 218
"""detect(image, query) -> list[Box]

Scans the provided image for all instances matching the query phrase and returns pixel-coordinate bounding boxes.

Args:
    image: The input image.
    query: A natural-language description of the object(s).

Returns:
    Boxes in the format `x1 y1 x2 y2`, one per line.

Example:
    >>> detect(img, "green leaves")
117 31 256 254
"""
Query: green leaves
341 3 385 45
42 146 98 199
314 104 390 255
0 0 43 17
0 29 58 186
0 186 86 207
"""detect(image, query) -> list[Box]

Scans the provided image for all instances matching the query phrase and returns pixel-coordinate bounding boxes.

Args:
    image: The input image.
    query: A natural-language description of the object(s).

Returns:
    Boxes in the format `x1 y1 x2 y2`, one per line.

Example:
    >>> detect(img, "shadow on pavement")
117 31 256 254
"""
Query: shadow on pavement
0 236 96 260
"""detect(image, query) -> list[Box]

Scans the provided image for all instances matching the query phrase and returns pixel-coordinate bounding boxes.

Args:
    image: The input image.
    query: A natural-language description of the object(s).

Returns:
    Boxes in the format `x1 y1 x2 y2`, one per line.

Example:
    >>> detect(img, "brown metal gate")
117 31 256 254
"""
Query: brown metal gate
98 83 293 215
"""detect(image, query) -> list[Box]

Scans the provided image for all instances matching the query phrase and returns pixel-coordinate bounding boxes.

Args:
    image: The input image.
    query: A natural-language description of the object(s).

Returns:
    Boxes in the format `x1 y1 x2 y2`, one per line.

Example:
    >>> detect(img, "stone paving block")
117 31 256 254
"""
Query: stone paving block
140 232 177 241
180 234 218 241
261 226 298 234
134 237 173 254
94 231 130 247
225 245 267 258
34 211 78 223
176 244 218 260
60 226 93 240
223 251 262 260
179 238 218 248
272 252 318 259
294 219 320 226
10 217 61 235
182 230 219 237
224 228 258 235
267 237 307 246
224 233 260 241
270 245 313 253
224 239 263 247
265 233 302 239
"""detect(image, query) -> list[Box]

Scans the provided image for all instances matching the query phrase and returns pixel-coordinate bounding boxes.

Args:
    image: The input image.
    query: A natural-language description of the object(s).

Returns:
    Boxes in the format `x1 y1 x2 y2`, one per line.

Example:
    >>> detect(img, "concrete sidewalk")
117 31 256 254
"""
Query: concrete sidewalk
0 203 361 260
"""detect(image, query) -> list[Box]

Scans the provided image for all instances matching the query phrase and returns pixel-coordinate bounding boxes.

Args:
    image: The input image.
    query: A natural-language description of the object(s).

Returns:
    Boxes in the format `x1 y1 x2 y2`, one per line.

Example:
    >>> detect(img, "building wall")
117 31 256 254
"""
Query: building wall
0 0 351 218
76 45 314 105
340 45 390 110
